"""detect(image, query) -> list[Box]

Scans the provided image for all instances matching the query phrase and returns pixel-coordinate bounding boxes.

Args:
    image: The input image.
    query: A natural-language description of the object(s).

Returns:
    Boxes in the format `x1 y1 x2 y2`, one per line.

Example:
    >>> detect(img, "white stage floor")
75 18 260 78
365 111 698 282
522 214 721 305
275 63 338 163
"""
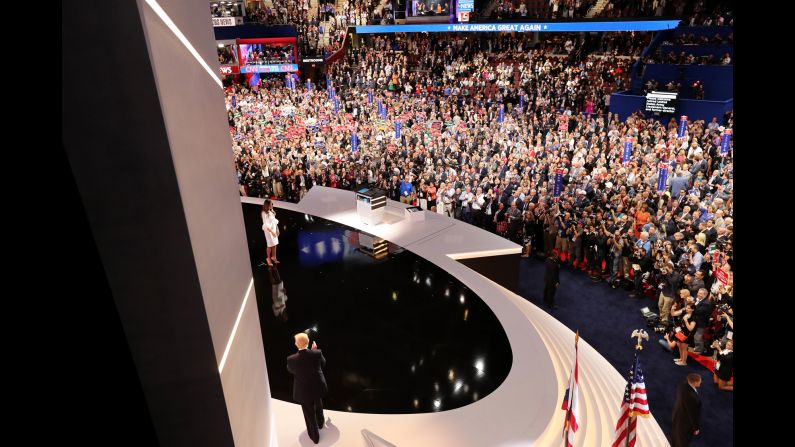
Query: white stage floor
242 187 668 446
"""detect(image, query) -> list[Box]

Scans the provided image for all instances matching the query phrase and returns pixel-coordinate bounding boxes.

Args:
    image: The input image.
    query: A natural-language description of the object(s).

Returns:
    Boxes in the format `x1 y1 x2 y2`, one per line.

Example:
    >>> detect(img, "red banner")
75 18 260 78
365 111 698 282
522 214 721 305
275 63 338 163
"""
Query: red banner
219 65 239 75
714 268 729 286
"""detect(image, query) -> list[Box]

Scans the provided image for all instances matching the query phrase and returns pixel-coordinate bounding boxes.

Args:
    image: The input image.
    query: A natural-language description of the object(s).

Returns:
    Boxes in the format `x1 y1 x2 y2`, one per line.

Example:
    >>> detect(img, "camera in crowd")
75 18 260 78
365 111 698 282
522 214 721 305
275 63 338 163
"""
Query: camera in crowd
641 306 660 328
677 252 690 267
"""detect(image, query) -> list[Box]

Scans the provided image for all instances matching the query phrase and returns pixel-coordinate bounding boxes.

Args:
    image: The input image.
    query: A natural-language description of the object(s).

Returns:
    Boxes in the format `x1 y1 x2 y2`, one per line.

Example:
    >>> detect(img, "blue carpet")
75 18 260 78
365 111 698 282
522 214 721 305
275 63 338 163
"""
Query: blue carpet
517 257 733 446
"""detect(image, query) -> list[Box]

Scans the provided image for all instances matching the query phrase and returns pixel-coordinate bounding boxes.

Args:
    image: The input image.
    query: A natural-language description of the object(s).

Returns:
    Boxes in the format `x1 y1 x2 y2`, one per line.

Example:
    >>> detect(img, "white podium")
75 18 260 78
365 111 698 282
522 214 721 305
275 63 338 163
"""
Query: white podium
356 188 387 225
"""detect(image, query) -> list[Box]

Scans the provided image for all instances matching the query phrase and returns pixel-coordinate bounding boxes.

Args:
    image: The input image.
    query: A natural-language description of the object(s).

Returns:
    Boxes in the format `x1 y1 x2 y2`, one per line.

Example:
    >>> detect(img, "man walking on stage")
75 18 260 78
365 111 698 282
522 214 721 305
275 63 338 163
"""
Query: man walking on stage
287 332 328 444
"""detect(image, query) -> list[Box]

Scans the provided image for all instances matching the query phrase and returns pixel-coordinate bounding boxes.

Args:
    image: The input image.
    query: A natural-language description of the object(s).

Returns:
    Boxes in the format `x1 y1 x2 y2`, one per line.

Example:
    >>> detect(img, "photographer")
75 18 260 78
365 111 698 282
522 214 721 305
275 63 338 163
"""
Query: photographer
711 339 733 391
608 230 625 287
543 206 558 256
628 232 653 298
691 288 712 354
658 264 682 325
568 222 585 268
521 208 537 258
592 225 609 279
554 210 571 257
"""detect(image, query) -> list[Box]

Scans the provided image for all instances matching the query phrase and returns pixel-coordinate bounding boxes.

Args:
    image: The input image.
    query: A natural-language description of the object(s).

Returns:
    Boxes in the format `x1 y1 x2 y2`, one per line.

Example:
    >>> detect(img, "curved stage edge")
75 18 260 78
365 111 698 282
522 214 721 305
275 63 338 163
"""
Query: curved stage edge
243 187 669 447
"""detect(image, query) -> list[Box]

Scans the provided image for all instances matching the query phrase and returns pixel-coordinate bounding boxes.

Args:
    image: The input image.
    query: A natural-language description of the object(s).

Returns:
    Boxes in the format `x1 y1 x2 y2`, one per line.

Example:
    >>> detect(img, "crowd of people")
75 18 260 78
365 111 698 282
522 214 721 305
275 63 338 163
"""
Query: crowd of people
227 31 733 379
642 78 705 99
645 50 731 66
481 0 733 22
246 0 312 25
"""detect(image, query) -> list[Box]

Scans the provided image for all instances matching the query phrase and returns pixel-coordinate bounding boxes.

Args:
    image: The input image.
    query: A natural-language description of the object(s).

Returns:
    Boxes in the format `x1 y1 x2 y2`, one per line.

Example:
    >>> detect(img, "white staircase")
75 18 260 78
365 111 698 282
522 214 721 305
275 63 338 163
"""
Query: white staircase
585 0 610 18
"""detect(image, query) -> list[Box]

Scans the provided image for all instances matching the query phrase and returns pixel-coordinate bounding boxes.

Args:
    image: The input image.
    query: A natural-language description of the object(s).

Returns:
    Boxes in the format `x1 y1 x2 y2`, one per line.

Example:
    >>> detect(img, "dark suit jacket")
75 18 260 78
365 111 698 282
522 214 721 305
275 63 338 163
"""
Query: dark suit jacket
694 299 712 327
661 272 683 298
544 257 559 287
671 381 701 446
286 349 328 404
703 227 718 246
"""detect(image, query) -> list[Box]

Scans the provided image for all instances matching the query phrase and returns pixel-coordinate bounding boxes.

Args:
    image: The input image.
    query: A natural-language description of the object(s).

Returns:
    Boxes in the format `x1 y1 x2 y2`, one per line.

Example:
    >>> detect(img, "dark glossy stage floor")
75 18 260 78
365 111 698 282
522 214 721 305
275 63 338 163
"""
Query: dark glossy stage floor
242 204 512 414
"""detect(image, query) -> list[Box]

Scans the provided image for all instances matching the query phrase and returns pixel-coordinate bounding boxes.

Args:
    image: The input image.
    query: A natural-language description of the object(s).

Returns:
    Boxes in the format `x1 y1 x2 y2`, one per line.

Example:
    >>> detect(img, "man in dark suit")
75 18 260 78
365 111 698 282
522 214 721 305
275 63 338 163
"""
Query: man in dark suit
692 288 712 354
287 332 328 444
543 254 560 308
671 373 702 447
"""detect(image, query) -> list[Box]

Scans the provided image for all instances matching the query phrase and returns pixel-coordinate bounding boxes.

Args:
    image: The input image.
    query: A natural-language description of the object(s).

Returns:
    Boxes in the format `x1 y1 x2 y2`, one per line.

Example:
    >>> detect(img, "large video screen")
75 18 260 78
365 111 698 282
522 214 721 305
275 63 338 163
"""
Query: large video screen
409 0 451 17
238 43 295 66
645 91 678 114
456 0 473 22
237 38 298 75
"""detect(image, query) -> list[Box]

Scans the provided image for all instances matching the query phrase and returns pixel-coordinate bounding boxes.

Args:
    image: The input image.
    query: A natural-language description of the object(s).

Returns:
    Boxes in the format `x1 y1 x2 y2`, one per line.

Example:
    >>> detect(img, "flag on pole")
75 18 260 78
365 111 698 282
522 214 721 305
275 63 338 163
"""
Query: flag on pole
611 351 650 447
561 331 580 447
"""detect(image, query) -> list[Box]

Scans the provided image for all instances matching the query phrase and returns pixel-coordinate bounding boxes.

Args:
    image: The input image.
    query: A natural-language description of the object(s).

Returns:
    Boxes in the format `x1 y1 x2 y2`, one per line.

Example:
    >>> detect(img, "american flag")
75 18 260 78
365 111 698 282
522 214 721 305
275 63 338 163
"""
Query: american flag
561 332 580 447
611 352 650 447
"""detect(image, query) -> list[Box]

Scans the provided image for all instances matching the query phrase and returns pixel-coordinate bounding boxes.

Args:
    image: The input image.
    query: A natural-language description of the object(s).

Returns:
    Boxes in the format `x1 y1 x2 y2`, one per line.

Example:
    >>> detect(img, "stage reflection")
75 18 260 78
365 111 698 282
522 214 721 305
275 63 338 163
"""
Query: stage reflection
244 204 512 414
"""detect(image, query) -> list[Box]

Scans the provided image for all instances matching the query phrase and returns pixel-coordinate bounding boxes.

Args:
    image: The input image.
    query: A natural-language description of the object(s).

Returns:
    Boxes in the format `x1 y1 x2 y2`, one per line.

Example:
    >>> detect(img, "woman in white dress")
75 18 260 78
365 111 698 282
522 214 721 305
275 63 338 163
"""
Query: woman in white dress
261 199 280 266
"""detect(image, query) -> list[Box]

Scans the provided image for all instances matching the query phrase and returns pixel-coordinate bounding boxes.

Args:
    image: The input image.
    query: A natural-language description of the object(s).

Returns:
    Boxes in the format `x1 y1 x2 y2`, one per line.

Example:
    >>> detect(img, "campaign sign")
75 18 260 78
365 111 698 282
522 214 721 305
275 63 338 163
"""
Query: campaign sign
678 115 687 139
553 168 564 198
657 162 669 194
715 268 729 286
623 139 632 165
720 129 732 157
